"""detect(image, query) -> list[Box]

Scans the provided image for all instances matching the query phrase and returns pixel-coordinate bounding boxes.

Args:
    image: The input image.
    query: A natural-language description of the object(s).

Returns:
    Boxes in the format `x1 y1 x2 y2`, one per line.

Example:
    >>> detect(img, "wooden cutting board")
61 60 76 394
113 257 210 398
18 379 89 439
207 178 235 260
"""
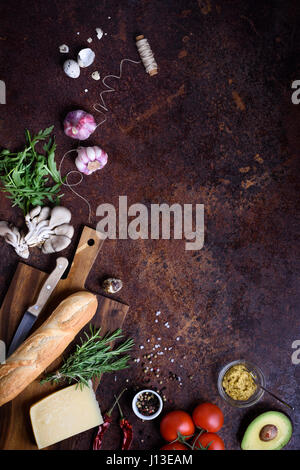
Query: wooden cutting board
0 226 129 450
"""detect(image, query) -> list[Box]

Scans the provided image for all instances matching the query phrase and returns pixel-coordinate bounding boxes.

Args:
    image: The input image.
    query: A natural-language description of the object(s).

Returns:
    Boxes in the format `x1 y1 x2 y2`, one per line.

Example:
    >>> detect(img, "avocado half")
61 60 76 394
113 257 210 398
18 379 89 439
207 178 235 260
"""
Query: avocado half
241 411 292 450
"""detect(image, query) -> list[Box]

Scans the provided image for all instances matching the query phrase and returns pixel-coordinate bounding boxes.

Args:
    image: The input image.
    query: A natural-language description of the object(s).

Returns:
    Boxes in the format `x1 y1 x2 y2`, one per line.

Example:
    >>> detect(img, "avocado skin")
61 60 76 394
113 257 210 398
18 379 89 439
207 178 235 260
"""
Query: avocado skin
241 411 292 450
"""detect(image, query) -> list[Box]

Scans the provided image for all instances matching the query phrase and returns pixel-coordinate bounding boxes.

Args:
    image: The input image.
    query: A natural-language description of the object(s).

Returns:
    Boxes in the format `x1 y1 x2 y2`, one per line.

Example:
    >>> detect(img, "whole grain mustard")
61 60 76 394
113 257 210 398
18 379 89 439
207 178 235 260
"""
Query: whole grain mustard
222 364 257 401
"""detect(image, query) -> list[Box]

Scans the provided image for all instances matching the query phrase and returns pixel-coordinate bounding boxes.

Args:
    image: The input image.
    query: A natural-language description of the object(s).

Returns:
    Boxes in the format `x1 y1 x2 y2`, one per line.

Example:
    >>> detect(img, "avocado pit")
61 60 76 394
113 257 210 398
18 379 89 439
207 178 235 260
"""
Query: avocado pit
259 424 278 442
241 411 292 450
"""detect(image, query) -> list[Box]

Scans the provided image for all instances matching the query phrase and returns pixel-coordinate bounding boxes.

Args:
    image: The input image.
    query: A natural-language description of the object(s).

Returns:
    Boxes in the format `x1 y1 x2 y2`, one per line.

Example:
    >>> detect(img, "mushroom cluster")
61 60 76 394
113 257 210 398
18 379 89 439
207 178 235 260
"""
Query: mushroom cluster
0 206 74 259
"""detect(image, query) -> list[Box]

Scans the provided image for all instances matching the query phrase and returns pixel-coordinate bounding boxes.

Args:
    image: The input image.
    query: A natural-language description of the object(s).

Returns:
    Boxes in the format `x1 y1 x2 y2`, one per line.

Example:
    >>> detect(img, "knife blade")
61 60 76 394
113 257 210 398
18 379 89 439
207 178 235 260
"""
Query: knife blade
0 340 5 363
7 256 69 357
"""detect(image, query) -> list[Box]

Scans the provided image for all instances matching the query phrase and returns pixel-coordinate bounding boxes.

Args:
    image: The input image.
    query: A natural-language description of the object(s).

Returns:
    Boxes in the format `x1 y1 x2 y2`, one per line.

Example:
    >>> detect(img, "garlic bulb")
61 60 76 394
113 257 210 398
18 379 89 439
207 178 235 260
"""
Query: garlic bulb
64 110 97 140
75 146 108 175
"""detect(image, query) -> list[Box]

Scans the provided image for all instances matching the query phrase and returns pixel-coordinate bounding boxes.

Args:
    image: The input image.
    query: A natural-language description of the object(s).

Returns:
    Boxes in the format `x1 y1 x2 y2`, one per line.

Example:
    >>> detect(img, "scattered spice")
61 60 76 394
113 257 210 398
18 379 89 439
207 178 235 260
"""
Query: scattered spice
136 391 160 416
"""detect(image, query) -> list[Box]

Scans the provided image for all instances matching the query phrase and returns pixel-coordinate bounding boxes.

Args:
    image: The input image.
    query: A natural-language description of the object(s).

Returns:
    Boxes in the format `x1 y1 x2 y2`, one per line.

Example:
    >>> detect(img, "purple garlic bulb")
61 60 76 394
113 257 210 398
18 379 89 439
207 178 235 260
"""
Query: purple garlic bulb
64 110 97 140
75 146 108 175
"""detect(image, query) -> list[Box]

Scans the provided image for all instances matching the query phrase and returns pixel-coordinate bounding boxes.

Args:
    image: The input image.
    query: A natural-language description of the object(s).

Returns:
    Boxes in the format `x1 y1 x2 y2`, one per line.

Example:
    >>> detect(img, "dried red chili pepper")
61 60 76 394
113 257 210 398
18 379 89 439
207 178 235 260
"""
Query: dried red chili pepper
115 394 133 450
93 388 126 450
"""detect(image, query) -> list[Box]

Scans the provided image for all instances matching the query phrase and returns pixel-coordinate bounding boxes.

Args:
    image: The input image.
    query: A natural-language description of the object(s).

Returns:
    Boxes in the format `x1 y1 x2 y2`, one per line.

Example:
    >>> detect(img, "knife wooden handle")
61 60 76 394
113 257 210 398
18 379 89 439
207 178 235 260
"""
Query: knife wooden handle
27 257 69 317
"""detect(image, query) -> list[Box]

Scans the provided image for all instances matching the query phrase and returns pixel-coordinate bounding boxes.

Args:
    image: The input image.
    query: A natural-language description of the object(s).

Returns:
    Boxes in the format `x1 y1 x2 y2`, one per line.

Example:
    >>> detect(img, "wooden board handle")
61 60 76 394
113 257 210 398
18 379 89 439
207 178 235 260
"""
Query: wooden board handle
66 227 105 290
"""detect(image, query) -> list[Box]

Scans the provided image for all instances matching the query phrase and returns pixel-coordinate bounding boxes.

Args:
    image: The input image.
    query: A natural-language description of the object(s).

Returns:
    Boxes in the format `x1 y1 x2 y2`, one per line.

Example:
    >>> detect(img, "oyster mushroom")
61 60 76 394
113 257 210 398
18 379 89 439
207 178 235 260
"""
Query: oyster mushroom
48 206 71 228
42 235 71 254
0 221 29 258
36 206 51 223
42 223 74 254
0 206 74 258
25 206 73 253
54 224 74 238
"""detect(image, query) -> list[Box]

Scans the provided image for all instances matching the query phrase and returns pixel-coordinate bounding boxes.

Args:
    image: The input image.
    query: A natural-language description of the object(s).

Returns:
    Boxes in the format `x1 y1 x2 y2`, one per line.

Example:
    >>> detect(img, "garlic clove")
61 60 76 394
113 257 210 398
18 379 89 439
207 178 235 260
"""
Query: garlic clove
75 157 89 174
63 59 80 78
77 147 90 164
77 48 95 68
86 146 96 161
94 147 108 168
93 146 102 158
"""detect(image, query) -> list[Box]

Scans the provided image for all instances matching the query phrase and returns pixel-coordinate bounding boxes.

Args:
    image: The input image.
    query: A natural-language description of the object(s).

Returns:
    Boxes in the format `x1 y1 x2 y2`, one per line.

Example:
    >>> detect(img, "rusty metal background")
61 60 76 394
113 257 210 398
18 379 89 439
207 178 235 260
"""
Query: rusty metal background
0 0 300 450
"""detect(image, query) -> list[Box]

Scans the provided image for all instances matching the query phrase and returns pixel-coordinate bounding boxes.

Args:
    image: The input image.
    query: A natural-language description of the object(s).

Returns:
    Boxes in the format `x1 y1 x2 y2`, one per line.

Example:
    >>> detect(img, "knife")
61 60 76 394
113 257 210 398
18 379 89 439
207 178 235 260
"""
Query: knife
0 340 5 363
7 257 69 357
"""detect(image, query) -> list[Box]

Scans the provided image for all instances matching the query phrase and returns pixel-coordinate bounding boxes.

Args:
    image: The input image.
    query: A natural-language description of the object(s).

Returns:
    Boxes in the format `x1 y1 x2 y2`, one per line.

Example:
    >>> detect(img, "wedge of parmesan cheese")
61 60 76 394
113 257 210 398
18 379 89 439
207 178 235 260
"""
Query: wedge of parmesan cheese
30 383 103 449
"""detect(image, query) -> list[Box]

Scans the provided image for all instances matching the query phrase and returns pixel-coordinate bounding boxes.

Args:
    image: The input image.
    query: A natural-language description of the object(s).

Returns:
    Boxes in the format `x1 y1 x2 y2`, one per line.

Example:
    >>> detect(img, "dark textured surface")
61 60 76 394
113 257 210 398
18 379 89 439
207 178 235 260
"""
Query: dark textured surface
0 0 300 451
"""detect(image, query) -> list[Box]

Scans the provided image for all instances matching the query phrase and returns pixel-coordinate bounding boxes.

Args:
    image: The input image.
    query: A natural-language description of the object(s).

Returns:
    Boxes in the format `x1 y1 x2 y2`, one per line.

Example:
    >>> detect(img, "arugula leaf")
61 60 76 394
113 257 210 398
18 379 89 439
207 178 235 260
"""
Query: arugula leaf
0 126 63 213
47 151 60 183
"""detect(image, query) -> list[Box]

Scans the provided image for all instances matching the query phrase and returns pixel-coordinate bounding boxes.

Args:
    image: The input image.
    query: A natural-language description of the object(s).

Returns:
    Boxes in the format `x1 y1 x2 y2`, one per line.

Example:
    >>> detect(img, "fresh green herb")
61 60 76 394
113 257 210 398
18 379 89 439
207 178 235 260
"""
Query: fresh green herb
40 325 134 388
0 126 64 213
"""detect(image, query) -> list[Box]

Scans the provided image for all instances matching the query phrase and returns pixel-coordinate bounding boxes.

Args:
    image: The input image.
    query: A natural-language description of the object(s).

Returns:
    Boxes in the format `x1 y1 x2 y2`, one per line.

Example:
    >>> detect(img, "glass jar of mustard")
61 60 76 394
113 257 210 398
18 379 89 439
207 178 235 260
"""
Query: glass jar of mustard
217 360 265 408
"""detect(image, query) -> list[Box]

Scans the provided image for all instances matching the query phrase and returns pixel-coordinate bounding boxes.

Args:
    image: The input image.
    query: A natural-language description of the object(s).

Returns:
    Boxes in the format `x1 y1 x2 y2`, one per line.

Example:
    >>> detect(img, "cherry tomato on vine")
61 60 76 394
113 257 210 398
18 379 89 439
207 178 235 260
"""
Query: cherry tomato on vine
160 442 189 450
192 403 224 432
193 432 225 450
160 410 195 442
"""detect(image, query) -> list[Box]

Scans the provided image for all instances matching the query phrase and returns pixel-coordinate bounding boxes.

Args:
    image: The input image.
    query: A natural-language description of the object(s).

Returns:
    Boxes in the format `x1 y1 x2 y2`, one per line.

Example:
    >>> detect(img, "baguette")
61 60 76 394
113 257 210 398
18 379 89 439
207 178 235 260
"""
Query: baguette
0 291 98 407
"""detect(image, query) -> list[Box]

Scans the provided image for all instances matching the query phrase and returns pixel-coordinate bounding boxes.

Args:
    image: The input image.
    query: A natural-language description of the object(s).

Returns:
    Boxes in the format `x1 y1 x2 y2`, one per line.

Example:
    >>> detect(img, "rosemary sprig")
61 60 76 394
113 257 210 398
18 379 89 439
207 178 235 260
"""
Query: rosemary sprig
40 325 134 388
0 126 63 213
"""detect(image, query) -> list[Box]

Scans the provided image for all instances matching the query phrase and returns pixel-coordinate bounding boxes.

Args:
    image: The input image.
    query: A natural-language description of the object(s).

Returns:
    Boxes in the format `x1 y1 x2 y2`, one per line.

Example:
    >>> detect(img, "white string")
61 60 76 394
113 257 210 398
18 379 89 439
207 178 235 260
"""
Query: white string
59 148 92 223
93 58 141 127
136 38 157 75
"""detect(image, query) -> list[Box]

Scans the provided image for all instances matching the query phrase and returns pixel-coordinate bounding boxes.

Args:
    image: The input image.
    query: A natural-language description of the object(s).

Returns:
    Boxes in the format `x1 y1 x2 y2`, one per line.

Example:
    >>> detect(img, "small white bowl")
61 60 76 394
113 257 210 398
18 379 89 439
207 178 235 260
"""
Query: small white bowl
132 389 163 420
